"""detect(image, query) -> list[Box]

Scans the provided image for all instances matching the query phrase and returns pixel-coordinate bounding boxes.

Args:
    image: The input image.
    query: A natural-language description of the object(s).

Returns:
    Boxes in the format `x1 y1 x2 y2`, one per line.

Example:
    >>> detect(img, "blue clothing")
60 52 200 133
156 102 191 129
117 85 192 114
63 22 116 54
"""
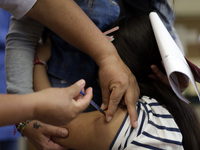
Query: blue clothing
0 8 20 144
119 0 174 32
47 0 120 110
48 0 120 84
119 0 184 53
47 0 182 111
5 0 183 98
0 9 10 94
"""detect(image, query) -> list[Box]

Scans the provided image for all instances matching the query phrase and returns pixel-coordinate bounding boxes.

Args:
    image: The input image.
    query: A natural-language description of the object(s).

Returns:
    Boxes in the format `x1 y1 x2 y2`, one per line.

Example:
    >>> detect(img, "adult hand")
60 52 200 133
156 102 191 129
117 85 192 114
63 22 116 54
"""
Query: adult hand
149 65 189 92
23 121 68 150
33 79 92 126
149 65 170 87
99 55 140 128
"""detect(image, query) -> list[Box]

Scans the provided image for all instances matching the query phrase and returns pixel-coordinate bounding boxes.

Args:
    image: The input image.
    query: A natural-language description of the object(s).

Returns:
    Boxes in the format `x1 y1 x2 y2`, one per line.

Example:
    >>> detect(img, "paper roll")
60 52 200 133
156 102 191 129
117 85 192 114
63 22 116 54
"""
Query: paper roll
149 12 200 103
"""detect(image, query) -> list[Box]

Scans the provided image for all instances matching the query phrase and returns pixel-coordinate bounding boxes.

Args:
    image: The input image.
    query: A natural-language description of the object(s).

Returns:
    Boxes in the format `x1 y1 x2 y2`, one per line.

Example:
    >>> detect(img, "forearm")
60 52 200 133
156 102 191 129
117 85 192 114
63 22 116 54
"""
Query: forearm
0 94 35 126
5 16 44 94
26 0 119 65
33 65 51 91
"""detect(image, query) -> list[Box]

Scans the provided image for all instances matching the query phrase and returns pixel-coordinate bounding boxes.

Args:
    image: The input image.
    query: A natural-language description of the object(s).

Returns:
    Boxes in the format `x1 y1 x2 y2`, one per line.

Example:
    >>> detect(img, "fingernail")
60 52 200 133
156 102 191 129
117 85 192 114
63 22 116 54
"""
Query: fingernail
107 116 112 122
133 121 138 128
101 103 106 110
61 129 68 137
77 79 85 87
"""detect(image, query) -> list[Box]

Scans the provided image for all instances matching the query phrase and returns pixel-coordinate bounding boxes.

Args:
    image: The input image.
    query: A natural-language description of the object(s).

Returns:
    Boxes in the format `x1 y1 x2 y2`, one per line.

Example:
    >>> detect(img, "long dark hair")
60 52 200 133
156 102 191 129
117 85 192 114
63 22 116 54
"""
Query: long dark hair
110 13 200 150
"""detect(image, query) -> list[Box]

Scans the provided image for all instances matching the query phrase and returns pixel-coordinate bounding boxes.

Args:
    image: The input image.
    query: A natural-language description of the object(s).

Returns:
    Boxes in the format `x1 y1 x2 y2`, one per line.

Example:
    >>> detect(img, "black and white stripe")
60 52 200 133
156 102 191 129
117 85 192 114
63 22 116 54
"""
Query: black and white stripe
110 96 183 150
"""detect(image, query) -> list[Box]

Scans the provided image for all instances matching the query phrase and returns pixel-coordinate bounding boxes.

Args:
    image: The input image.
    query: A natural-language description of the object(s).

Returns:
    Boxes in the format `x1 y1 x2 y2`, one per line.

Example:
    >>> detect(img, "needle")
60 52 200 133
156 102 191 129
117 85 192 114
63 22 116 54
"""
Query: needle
80 91 106 115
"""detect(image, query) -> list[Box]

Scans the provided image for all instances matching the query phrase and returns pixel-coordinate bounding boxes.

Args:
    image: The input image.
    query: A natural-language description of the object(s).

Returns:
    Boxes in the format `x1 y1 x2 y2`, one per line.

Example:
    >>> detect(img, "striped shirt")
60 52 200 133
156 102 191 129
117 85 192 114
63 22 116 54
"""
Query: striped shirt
110 96 183 150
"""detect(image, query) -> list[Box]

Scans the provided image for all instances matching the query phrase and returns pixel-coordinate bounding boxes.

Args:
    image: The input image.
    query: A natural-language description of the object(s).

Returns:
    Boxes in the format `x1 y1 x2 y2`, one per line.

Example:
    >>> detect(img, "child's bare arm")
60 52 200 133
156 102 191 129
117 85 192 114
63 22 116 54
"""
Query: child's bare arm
52 108 127 150
33 38 51 91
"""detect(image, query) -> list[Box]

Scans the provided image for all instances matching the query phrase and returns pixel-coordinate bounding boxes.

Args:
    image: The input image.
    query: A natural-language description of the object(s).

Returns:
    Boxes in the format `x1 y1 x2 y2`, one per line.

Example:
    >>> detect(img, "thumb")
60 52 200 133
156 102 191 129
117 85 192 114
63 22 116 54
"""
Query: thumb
74 87 93 112
67 79 86 98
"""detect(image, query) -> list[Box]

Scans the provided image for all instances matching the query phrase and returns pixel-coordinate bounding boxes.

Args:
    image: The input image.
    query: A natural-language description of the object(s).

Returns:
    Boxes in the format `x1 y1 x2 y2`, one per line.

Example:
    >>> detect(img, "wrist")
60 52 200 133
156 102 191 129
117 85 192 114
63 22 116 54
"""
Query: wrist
97 52 121 68
96 49 118 66
34 57 48 69
15 120 30 136
88 37 118 66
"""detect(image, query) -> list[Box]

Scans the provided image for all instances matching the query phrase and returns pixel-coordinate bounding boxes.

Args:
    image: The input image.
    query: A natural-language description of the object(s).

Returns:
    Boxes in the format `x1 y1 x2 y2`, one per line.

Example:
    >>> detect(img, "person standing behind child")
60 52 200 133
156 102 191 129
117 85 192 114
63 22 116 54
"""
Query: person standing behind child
33 13 200 150
4 0 184 149
5 1 139 149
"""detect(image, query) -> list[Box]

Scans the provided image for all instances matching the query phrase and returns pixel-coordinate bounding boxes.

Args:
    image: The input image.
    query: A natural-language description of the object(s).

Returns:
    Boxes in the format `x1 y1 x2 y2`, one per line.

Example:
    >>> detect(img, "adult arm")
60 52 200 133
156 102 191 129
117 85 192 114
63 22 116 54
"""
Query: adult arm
0 93 35 126
27 0 139 127
32 42 126 150
0 80 92 127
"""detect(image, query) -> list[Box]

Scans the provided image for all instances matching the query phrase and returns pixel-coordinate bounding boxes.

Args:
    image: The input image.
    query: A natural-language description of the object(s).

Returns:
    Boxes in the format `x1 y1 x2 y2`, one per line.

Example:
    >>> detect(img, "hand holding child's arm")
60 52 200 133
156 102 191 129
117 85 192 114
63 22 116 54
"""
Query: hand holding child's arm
149 65 189 92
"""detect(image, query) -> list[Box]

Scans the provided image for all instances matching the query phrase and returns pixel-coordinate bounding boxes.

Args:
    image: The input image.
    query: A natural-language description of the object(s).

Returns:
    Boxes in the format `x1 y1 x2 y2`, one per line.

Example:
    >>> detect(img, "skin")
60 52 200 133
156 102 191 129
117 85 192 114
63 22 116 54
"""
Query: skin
33 45 127 149
52 108 127 150
21 2 139 148
26 0 139 126
30 35 175 150
3 0 184 149
149 65 189 92
0 80 92 127
30 9 191 149
8 1 139 149
30 37 127 150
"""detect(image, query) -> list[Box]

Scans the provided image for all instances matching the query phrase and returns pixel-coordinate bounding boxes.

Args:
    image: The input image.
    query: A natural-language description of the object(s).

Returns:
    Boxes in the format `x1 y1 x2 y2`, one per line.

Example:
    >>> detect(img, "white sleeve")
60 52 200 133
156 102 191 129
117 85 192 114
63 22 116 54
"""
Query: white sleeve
0 0 37 19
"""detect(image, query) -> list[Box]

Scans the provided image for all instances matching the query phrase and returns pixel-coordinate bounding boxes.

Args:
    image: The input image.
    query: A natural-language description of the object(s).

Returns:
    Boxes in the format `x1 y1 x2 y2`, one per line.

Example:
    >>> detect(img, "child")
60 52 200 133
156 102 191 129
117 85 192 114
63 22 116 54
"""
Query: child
33 13 200 150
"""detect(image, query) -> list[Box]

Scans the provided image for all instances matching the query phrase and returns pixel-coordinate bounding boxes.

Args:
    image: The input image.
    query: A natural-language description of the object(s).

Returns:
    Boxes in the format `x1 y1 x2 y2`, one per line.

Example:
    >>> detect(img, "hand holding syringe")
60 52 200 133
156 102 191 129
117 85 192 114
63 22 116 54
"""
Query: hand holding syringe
80 91 105 115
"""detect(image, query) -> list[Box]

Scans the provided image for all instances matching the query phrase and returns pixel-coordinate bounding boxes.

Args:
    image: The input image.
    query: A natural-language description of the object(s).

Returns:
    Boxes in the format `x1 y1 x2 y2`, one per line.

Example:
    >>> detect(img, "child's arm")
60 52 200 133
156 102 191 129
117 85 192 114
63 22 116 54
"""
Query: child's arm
33 38 51 91
33 37 127 149
52 108 127 150
33 63 51 91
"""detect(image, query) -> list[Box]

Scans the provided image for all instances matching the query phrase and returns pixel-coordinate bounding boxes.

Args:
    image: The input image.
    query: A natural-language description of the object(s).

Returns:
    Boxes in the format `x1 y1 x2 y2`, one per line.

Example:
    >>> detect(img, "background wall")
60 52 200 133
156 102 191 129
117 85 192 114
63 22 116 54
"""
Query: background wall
171 0 200 119
172 0 200 98
172 0 200 17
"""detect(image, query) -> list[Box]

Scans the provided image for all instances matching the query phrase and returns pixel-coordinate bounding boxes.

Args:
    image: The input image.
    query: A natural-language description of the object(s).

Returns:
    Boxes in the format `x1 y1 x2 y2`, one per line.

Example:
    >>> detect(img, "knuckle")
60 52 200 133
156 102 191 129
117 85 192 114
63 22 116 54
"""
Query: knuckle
56 128 63 135
125 98 137 106
107 106 116 116
119 79 126 87
111 98 120 106
71 111 78 119
102 96 108 103
113 100 120 106
130 75 137 83
136 86 140 93
115 75 127 87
